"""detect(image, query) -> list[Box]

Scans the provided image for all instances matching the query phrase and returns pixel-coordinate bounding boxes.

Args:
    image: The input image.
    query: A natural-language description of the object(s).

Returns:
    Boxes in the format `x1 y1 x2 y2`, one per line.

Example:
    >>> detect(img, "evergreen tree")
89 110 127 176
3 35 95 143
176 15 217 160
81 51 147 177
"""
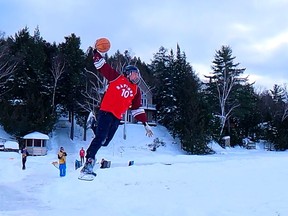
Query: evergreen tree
266 84 288 150
58 33 86 139
230 83 261 145
0 27 56 136
206 45 246 144
150 46 175 132
172 45 211 154
151 45 211 154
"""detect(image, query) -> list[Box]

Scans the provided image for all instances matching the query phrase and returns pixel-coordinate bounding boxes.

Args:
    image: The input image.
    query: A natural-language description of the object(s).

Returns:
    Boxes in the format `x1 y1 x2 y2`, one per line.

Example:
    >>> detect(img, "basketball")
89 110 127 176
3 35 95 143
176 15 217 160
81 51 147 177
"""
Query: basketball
95 38 111 53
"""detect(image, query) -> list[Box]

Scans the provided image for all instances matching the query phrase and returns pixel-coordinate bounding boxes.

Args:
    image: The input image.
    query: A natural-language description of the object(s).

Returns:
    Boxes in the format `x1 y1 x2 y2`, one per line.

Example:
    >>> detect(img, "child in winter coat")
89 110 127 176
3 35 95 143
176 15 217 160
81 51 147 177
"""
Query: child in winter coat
21 147 29 170
58 147 67 177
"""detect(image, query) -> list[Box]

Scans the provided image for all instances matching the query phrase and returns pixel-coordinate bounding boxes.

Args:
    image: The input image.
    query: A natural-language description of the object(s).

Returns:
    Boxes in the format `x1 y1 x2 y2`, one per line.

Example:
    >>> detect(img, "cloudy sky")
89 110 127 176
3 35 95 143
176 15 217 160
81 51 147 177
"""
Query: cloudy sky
1 0 288 90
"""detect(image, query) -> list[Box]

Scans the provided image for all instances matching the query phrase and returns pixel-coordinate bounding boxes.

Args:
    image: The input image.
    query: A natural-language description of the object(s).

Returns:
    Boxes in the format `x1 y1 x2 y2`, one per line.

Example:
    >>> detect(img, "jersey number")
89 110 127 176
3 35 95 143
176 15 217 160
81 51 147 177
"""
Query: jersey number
121 89 131 98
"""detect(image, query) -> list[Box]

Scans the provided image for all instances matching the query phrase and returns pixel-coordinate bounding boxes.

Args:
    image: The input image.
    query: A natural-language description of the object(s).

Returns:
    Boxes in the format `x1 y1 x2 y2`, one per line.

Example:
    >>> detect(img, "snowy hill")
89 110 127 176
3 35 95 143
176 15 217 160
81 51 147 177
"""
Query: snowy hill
1 120 288 216
49 119 184 164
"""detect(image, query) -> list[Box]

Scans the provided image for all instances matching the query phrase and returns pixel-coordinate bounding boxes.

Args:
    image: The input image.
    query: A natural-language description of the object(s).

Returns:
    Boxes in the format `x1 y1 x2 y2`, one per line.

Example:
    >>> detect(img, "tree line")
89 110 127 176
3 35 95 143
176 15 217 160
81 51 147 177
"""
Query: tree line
1 27 288 154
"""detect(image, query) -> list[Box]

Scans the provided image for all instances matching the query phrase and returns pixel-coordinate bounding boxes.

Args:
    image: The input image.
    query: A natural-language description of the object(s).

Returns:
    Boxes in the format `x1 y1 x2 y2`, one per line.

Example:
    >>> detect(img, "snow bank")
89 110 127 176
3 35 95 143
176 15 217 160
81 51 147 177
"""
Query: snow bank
4 140 19 150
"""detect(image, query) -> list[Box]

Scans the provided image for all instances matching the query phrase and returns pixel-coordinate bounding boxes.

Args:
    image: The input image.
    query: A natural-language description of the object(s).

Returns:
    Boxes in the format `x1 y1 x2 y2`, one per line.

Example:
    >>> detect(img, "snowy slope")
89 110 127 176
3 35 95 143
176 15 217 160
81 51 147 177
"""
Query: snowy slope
1 120 288 216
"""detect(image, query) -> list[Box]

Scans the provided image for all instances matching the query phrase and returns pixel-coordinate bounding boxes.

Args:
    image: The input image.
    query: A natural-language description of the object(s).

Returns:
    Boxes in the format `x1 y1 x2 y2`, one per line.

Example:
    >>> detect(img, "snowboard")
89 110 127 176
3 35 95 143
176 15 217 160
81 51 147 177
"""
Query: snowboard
78 159 97 181
78 172 97 181
78 160 134 181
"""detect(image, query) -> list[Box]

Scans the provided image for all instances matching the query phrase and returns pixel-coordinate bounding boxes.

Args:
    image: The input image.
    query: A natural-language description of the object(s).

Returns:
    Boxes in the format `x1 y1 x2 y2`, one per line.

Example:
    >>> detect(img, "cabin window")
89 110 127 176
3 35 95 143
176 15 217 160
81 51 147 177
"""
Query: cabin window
34 139 42 147
26 139 33 147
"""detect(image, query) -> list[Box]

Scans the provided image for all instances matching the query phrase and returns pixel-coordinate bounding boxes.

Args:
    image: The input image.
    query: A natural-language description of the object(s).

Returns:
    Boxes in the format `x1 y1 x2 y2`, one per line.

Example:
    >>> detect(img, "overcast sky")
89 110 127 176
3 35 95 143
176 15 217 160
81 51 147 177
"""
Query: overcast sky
1 0 288 90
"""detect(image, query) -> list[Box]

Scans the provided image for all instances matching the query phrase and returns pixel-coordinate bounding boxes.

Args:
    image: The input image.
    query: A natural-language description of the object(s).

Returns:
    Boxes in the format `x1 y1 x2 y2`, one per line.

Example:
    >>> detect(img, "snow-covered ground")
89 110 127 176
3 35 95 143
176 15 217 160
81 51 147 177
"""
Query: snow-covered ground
1 119 288 216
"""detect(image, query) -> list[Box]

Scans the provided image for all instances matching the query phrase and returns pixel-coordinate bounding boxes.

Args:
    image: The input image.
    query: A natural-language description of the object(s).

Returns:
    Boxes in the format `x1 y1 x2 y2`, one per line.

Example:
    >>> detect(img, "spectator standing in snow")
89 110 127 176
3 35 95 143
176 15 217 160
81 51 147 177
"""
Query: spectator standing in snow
81 47 153 175
21 147 29 170
79 147 85 165
58 147 67 177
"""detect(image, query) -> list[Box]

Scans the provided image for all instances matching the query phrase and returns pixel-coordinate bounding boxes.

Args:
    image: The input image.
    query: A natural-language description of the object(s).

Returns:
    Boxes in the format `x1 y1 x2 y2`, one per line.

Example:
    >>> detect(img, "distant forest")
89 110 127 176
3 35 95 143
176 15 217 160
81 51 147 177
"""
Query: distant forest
1 27 288 154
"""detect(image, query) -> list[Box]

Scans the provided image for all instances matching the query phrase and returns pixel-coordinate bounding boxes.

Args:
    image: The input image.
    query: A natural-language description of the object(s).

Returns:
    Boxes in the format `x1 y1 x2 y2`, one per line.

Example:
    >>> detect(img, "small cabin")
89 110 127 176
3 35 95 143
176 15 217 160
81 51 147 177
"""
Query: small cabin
23 131 49 156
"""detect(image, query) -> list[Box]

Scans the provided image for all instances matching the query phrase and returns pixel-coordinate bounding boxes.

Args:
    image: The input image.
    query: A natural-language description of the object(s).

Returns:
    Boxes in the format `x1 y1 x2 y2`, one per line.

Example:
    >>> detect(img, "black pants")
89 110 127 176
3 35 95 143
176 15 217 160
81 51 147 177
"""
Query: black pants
22 157 27 170
80 156 85 164
86 111 120 160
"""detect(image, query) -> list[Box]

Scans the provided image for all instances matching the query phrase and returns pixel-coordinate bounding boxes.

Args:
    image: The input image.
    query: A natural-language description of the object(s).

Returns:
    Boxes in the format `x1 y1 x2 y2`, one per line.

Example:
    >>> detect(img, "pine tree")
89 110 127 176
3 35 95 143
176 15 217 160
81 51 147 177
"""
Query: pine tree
0 27 56 136
230 83 261 144
58 33 86 139
266 84 288 150
172 45 211 154
206 45 246 143
151 45 211 154
150 46 175 132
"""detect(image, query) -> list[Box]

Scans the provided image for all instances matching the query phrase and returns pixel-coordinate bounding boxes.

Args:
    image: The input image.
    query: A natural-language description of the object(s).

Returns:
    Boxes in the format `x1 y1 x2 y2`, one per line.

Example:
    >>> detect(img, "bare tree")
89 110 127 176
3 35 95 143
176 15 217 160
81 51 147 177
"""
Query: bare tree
0 43 17 95
50 54 65 112
77 68 107 114
209 46 246 138
216 74 248 136
280 84 288 122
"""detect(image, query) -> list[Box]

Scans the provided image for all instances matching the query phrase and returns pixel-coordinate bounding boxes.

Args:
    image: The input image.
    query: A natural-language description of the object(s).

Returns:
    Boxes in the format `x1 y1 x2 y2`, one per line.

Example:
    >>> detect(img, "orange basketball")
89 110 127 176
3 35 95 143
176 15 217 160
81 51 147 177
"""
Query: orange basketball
95 38 111 53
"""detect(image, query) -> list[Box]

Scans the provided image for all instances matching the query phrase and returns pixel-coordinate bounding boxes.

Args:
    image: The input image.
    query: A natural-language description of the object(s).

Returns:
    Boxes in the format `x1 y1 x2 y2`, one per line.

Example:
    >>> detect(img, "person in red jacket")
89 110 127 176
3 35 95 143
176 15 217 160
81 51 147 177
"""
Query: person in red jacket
79 147 85 165
81 49 153 175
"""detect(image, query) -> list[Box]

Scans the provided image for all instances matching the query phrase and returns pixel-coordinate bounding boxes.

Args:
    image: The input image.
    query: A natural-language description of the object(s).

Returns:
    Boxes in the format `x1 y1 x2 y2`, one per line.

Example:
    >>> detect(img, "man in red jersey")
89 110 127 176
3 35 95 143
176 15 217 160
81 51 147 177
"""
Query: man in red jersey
81 49 153 175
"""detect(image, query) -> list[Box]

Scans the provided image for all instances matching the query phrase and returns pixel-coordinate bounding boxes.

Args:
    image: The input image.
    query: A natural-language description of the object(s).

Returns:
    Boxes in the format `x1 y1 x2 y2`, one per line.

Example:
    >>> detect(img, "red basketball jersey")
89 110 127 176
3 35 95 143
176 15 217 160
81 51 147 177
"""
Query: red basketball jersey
100 75 138 119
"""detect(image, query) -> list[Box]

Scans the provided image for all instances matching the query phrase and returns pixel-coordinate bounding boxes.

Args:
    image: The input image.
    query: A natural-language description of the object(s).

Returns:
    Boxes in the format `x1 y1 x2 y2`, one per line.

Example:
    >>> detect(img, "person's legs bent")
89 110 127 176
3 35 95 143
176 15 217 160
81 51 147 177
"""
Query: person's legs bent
102 117 120 146
85 111 116 160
